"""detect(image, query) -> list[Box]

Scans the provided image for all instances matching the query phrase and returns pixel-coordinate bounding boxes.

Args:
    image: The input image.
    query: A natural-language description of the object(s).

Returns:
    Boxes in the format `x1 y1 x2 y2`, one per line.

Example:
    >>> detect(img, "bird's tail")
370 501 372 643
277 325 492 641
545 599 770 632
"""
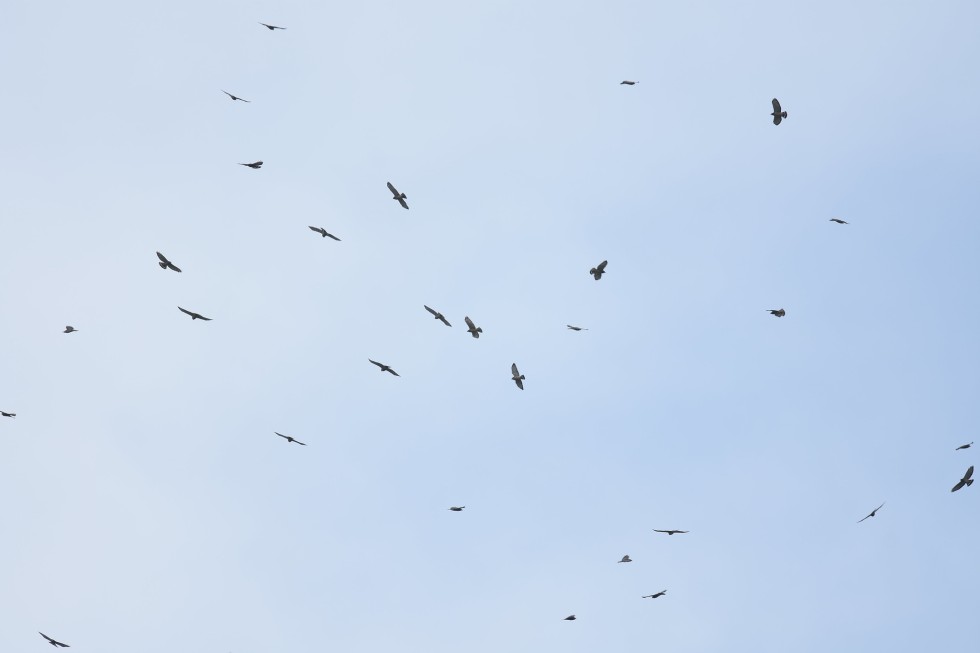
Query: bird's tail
968 479 974 487
781 111 788 118
159 262 167 269
477 327 483 333
520 375 526 380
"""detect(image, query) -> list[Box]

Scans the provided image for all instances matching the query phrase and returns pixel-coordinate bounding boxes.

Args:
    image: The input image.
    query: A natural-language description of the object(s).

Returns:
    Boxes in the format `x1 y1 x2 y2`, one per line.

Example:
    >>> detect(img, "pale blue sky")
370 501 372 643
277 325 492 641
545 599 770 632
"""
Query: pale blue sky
3 1 980 651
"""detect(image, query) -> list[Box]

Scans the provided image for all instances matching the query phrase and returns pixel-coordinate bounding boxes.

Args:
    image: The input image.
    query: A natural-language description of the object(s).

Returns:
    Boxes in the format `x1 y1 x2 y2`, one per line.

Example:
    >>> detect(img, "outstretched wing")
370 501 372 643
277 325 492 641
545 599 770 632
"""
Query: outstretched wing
966 465 975 481
386 368 400 377
772 98 782 114
368 359 383 369
325 232 341 241
178 306 193 317
397 196 409 209
309 226 324 235
387 181 399 197
511 363 520 376
275 432 289 440
424 305 438 317
157 251 170 264
597 260 607 272
465 316 476 330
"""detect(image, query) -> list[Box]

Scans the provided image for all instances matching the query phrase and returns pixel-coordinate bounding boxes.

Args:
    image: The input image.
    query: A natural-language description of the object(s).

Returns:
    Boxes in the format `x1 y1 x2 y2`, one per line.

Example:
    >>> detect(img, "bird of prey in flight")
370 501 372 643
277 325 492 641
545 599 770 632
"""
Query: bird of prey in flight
239 161 263 169
1 411 14 418
39 633 70 648
63 326 78 333
369 359 400 376
386 182 409 209
956 442 973 450
448 506 465 511
222 90 250 102
259 23 286 30
857 502 885 523
653 529 688 535
642 590 667 599
275 432 306 446
464 316 483 338
618 555 632 563
308 226 341 241
829 218 848 224
564 615 577 621
951 465 974 492
156 251 182 272
590 260 608 280
424 305 452 327
178 307 212 321
566 325 587 331
620 80 638 85
768 308 786 317
771 98 788 125
511 363 525 390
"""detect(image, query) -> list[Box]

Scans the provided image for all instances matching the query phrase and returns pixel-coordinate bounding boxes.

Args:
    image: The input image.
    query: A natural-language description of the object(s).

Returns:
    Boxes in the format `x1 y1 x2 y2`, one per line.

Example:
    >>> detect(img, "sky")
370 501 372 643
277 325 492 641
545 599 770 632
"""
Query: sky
2 1 980 651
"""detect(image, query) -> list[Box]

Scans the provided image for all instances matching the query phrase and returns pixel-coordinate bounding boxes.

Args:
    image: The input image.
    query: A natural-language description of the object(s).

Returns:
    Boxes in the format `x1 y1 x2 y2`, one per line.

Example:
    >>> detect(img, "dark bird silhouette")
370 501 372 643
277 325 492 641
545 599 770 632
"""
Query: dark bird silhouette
386 182 409 209
564 615 576 621
857 502 885 523
448 506 465 512
771 98 788 125
275 432 306 446
156 251 182 273
222 90 250 102
178 307 212 321
768 308 786 317
239 161 263 169
39 633 69 648
1 411 14 418
464 316 483 338
511 363 525 390
620 80 638 85
424 305 452 327
369 359 400 376
590 260 608 280
830 218 848 224
951 465 974 492
956 442 973 450
653 529 688 535
259 22 286 30
63 326 78 333
308 226 341 241
642 590 667 599
618 555 632 563
566 325 588 331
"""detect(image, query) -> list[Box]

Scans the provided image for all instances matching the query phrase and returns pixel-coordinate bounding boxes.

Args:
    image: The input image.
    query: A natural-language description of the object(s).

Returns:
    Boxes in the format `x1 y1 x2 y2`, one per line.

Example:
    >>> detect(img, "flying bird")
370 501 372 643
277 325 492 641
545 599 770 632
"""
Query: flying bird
156 251 182 272
653 529 689 535
951 465 974 492
424 305 452 327
618 555 632 563
511 363 525 390
771 98 788 125
259 22 286 30
63 326 78 333
39 633 69 648
178 307 212 321
222 90 250 102
642 590 667 599
464 316 483 338
768 308 786 317
566 325 588 331
956 442 973 450
857 502 885 523
1 411 14 418
829 218 848 224
386 182 409 209
239 161 263 169
590 260 608 280
308 226 341 241
275 432 306 446
369 359 400 376
620 80 638 85
564 615 576 621
448 506 465 512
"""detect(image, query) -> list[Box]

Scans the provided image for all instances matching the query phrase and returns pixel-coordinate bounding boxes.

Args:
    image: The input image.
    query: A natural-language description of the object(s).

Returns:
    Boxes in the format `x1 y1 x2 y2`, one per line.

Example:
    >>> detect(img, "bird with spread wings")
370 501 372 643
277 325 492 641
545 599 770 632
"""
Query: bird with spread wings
387 182 409 209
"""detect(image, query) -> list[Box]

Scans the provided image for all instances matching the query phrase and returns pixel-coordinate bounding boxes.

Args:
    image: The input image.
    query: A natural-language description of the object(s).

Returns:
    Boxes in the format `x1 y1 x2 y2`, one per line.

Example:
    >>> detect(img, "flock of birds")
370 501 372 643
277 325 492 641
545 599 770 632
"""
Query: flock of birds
7 19 976 649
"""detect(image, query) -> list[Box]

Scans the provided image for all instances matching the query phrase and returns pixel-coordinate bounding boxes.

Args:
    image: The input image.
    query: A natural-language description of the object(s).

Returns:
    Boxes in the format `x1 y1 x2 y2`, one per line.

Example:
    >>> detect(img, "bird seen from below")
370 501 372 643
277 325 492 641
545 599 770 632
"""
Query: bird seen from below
464 316 483 338
1 411 15 418
178 307 212 321
642 590 667 599
564 615 576 621
63 326 78 333
830 218 848 224
511 363 525 390
771 98 788 125
259 22 286 30
653 529 688 535
857 502 885 523
275 432 306 446
768 308 786 317
39 633 69 648
308 226 340 240
566 325 587 331
620 80 638 85
618 555 632 563
590 260 608 280
222 90 250 102
239 161 263 169
156 251 182 272
369 359 400 376
386 181 409 209
448 506 465 512
956 442 973 450
951 465 974 492
424 305 452 327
